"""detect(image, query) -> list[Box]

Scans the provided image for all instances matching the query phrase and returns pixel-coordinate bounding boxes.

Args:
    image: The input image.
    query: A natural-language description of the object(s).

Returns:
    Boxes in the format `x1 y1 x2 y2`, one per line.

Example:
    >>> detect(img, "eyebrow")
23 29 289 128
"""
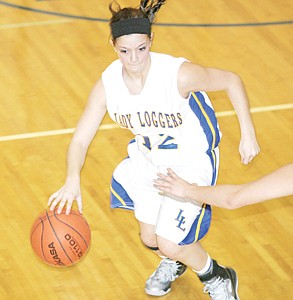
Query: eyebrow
117 42 147 50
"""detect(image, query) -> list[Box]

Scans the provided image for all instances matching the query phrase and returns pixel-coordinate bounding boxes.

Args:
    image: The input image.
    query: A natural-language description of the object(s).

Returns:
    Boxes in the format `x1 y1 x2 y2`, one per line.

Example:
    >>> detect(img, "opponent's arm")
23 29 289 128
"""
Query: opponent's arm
154 164 293 209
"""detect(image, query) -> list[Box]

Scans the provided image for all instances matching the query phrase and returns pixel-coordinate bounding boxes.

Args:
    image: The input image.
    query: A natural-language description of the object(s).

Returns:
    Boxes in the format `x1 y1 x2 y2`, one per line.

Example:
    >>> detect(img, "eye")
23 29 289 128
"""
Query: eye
139 46 146 51
118 49 127 54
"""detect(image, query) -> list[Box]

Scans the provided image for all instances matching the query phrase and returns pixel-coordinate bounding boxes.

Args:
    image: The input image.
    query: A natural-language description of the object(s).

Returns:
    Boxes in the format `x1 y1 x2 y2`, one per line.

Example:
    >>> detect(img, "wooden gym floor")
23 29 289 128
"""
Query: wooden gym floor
0 0 292 299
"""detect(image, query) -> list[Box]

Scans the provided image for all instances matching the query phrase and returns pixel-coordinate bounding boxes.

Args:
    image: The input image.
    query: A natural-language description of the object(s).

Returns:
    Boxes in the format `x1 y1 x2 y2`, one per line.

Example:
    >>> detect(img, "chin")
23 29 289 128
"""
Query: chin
128 65 143 73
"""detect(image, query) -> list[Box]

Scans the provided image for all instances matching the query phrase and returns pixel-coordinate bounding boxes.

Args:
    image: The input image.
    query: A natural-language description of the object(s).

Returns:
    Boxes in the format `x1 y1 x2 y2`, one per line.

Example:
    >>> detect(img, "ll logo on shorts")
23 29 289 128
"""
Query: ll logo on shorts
175 209 186 231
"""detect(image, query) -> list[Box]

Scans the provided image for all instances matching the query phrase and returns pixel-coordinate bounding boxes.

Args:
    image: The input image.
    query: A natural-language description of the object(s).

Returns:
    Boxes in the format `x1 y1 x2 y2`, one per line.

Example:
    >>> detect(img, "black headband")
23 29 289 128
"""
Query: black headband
110 18 151 39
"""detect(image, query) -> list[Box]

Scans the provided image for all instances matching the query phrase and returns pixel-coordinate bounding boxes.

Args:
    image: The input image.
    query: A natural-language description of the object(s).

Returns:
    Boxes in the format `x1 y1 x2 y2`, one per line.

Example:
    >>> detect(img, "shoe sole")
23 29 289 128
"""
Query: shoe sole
144 287 171 297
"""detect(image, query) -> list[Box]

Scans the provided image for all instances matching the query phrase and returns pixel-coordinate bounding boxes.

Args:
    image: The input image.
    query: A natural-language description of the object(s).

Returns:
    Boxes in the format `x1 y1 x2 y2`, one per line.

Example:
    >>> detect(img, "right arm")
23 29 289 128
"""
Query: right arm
154 164 293 209
48 79 107 214
178 62 260 165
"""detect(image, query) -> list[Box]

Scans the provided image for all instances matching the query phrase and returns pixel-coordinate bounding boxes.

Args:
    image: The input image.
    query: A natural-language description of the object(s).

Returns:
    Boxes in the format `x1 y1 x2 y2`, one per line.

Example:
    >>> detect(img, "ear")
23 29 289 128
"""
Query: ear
110 39 117 52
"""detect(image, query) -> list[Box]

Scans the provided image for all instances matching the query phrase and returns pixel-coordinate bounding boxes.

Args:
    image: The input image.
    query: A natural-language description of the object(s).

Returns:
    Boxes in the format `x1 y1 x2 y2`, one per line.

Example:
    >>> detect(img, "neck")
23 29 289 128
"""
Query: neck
122 56 151 95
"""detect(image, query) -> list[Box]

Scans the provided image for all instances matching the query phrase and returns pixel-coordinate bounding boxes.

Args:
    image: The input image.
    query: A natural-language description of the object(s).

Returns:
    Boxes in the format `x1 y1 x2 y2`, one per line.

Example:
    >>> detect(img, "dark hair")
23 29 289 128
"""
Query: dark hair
109 0 166 38
139 0 167 23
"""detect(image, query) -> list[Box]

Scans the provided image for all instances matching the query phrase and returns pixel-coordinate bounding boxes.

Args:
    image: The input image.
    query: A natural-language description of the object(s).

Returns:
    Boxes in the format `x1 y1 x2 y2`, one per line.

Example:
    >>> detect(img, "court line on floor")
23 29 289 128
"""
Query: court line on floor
0 103 292 142
0 19 74 29
216 103 293 117
0 1 292 27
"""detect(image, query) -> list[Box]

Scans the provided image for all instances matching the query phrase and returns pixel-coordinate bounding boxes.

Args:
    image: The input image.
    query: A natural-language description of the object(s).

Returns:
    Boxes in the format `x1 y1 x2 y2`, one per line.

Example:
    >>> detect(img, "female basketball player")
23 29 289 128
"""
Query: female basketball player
48 1 260 299
153 163 293 208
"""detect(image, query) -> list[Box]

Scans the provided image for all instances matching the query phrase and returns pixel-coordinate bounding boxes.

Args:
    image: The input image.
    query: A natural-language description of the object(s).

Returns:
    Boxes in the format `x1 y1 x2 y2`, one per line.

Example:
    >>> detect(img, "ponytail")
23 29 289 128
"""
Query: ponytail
140 0 167 23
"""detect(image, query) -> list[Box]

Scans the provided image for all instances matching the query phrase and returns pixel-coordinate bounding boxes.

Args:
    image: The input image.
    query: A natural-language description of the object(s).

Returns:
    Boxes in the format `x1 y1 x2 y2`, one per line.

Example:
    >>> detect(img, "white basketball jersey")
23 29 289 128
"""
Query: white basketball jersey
102 52 221 183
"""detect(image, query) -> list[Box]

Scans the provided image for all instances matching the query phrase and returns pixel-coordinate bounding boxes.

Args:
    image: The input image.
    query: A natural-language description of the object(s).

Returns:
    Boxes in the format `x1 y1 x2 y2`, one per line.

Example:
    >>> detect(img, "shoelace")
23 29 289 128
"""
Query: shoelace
203 276 234 300
151 259 179 282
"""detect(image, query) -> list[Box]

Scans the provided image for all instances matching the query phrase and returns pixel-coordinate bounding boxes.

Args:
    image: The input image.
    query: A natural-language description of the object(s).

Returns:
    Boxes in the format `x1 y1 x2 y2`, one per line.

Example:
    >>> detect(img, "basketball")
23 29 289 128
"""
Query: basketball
30 209 91 267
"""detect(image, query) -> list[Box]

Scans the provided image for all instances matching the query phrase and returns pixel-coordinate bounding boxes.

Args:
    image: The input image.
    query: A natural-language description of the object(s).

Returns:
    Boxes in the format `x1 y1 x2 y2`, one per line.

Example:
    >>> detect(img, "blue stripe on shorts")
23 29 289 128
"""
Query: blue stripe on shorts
179 204 212 245
110 176 134 210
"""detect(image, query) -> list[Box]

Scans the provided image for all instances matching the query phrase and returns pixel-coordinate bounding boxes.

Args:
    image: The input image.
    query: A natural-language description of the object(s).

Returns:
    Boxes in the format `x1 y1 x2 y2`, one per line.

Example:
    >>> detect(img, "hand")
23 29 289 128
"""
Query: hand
47 179 82 215
153 168 192 201
239 133 260 165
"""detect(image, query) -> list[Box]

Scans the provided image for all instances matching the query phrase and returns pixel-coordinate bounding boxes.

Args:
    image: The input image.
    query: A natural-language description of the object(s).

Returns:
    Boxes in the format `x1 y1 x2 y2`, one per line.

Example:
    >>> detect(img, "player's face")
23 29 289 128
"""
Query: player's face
113 34 152 74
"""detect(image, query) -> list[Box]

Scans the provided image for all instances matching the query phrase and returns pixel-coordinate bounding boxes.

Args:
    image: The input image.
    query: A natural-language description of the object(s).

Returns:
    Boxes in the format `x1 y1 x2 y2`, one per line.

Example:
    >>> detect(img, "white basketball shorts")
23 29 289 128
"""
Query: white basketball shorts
110 138 219 245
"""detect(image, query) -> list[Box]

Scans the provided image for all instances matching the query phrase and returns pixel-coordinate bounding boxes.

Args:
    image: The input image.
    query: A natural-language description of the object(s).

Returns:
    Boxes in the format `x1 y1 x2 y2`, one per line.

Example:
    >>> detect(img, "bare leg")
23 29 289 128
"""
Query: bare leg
156 235 208 271
138 221 164 256
139 222 239 299
138 221 208 269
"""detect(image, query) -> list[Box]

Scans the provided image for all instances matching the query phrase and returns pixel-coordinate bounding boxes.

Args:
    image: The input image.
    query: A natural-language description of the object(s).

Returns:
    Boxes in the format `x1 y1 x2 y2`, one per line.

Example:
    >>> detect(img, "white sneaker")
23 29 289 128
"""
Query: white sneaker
145 258 187 296
202 267 239 300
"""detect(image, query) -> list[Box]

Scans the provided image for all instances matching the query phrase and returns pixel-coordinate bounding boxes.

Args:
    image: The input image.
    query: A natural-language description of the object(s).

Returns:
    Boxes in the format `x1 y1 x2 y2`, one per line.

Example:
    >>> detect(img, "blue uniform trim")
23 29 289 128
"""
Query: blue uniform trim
189 91 220 185
110 176 134 210
179 204 212 245
179 92 220 245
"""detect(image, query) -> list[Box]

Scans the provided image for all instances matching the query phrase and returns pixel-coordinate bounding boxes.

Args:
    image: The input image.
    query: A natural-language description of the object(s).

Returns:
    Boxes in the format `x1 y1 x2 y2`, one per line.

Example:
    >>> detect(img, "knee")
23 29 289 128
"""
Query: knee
140 231 157 249
157 237 182 260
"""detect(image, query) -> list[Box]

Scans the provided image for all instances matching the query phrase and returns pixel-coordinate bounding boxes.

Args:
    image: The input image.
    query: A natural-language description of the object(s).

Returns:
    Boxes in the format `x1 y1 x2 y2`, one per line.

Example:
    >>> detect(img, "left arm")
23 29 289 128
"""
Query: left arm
178 62 260 164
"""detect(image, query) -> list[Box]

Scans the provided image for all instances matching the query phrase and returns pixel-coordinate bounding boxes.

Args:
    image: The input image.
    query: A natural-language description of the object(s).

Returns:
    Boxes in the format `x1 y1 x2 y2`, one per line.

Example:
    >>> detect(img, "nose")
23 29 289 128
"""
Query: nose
130 50 138 63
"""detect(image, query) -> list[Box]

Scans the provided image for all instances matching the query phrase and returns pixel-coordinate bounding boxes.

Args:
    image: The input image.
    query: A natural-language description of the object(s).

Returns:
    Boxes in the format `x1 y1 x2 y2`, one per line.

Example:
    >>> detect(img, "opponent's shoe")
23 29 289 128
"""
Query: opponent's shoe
202 267 239 300
145 258 187 296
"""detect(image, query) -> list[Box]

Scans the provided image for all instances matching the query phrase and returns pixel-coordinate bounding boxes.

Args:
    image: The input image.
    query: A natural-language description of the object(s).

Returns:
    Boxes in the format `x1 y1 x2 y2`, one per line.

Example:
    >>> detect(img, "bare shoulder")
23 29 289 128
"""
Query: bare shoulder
178 61 207 79
177 61 236 95
90 78 105 96
88 78 106 107
177 62 208 96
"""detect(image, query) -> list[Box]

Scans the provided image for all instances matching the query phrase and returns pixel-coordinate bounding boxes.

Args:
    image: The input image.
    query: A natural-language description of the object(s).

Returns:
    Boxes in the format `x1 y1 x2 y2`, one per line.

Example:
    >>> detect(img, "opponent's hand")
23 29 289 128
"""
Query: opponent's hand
153 168 192 201
47 180 82 215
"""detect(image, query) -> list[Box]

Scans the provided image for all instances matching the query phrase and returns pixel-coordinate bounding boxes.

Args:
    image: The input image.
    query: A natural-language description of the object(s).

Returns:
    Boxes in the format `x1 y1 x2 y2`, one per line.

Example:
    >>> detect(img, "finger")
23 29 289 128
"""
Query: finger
153 178 166 185
65 201 73 215
158 173 174 184
248 155 255 164
49 195 63 211
76 195 83 214
241 157 249 165
155 181 171 189
57 198 69 214
242 154 254 165
167 168 176 177
153 184 167 192
169 169 181 180
156 188 170 196
153 183 163 190
47 192 59 206
157 172 168 179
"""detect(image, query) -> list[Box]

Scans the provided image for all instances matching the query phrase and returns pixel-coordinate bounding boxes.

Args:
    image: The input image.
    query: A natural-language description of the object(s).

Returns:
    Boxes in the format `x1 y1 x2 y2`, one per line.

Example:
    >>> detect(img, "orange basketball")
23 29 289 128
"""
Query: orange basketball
30 209 91 267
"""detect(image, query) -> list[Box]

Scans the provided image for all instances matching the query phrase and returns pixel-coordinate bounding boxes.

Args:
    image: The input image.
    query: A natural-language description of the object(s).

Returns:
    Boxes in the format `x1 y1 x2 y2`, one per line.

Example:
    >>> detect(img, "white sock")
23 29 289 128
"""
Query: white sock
192 254 212 275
